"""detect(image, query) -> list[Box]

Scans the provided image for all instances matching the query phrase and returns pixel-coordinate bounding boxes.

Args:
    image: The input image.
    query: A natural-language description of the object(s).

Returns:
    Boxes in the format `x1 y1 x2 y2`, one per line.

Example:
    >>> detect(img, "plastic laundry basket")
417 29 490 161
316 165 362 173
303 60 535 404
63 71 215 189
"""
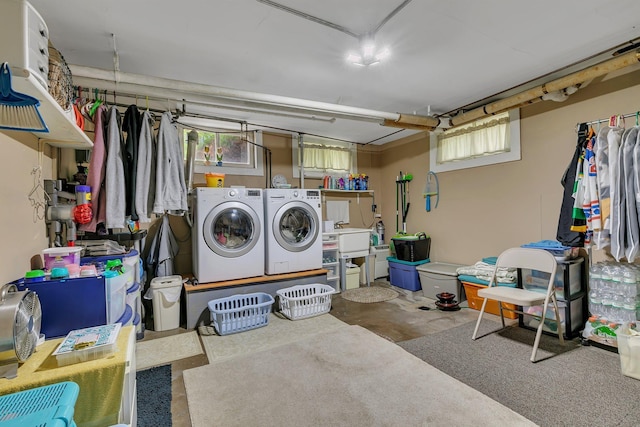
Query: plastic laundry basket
617 327 640 380
0 381 80 427
148 275 182 331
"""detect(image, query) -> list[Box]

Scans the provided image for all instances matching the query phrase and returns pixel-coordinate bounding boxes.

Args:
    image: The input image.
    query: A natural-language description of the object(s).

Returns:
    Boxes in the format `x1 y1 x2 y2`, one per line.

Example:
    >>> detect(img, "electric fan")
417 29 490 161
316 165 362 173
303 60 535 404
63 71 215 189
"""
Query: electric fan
0 284 42 379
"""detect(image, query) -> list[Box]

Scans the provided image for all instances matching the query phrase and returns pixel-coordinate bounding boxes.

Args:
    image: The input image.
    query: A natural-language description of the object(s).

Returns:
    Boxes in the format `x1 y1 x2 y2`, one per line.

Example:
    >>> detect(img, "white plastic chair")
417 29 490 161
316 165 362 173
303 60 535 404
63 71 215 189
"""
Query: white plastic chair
471 247 564 362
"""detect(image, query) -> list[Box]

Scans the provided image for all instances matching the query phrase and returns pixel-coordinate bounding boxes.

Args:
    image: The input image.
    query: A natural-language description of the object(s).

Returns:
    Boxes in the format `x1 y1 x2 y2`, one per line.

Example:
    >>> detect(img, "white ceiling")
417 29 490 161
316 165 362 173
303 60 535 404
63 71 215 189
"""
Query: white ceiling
27 0 640 144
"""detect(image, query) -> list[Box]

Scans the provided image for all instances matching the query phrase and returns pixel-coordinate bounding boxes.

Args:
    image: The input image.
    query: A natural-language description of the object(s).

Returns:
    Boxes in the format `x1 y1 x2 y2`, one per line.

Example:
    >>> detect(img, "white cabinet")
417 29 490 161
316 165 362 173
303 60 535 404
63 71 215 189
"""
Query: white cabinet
0 0 93 149
322 232 340 292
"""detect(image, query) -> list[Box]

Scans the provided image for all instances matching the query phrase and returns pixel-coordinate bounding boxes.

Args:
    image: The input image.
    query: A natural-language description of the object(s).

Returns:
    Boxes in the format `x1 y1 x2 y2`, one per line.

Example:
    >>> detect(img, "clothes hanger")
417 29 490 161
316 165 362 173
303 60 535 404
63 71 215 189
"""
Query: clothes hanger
88 88 103 118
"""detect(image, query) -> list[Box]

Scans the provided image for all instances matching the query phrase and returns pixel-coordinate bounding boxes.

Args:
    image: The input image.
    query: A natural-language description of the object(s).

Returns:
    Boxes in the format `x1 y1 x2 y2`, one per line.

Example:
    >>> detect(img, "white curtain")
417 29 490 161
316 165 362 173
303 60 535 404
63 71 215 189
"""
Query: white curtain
302 143 351 172
437 111 510 163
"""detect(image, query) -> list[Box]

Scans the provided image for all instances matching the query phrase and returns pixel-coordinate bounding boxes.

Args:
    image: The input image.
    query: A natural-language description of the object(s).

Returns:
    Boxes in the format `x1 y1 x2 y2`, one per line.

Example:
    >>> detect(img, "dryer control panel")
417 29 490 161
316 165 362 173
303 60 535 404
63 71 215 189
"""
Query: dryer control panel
304 190 320 200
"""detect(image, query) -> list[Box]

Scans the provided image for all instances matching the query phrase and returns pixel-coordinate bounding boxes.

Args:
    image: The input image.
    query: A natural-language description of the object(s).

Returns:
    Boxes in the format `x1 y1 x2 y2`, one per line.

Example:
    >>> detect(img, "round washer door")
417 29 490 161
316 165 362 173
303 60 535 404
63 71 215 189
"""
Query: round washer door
203 201 262 258
273 201 319 252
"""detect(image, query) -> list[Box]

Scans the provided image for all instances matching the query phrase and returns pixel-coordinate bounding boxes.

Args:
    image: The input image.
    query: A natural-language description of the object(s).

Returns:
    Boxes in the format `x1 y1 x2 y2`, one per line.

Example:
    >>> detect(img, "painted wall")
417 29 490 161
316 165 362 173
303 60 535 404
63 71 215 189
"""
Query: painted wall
5 63 638 283
375 64 640 266
0 131 54 284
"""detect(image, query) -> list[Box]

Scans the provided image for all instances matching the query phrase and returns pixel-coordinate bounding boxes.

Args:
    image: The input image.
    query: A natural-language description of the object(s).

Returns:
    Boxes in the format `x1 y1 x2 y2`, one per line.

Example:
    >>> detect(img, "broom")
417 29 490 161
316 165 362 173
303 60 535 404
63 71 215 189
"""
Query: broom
0 63 48 132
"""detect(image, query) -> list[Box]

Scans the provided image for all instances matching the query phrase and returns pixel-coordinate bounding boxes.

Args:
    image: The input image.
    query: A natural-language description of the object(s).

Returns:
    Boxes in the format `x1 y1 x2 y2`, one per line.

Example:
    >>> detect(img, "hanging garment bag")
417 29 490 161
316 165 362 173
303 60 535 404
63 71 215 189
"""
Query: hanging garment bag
623 127 639 261
594 126 612 249
609 124 625 261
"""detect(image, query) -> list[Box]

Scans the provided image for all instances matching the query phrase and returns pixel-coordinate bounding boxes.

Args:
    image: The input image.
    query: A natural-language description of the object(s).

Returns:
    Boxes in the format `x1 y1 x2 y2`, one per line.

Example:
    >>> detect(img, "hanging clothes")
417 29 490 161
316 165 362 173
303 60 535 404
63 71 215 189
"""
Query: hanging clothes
135 111 156 223
79 104 107 233
570 123 588 235
146 214 179 278
581 127 600 246
105 106 126 229
123 105 141 222
153 112 188 215
557 123 587 247
622 127 639 261
594 125 611 249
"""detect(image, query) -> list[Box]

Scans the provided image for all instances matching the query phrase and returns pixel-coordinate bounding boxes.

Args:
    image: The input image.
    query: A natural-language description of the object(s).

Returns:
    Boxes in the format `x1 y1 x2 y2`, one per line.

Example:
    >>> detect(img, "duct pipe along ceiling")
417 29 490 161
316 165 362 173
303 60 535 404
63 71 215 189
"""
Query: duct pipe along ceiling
448 49 640 127
69 64 440 131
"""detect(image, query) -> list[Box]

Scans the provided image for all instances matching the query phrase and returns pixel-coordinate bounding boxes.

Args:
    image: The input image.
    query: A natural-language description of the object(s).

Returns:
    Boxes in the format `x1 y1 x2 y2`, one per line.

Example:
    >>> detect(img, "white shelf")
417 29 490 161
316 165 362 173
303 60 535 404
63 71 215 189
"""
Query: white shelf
320 189 374 194
8 68 93 149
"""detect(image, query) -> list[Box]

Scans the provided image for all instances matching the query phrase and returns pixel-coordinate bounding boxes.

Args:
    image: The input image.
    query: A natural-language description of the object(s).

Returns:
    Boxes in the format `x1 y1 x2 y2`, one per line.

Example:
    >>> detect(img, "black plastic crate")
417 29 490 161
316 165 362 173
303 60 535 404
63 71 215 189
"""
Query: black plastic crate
392 234 431 262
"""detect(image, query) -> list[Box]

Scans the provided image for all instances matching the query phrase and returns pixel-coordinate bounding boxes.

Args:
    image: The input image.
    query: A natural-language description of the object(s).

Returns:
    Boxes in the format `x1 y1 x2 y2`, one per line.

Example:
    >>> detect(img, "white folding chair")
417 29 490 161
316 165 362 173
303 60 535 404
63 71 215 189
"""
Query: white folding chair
471 247 564 362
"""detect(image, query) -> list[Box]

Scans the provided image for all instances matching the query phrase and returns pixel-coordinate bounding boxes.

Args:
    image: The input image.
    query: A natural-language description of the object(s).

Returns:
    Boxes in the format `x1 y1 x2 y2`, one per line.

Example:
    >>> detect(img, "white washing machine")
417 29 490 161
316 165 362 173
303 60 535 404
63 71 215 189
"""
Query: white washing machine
192 187 265 283
264 188 322 274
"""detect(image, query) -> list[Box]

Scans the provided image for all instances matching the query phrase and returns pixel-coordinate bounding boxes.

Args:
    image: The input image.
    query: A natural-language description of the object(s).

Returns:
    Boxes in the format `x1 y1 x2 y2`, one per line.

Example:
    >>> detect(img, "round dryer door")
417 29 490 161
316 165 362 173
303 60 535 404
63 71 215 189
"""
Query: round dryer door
203 201 262 258
273 201 319 252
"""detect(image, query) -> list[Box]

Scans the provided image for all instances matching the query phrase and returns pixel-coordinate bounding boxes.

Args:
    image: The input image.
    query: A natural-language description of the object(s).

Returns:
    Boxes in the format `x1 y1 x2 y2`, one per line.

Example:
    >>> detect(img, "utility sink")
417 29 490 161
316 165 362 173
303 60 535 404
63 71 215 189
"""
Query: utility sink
335 228 371 253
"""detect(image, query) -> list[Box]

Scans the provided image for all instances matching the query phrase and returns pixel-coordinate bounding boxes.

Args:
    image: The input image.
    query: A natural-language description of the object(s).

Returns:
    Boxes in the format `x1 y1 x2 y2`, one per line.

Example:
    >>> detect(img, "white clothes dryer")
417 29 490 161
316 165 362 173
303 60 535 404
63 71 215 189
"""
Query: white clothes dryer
192 187 265 283
264 188 322 274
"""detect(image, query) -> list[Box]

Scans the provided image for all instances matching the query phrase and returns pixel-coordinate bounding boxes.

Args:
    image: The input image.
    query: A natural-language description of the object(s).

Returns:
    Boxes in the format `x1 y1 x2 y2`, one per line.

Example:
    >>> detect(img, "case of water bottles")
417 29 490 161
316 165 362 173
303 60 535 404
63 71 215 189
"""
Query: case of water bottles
583 262 640 347
588 262 639 325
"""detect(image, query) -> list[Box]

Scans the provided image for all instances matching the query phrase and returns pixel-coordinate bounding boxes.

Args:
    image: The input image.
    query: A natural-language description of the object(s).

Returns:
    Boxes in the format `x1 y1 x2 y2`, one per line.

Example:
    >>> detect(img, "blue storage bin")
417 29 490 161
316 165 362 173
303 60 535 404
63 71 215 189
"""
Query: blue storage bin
387 257 429 291
13 276 107 338
117 304 134 326
0 381 79 427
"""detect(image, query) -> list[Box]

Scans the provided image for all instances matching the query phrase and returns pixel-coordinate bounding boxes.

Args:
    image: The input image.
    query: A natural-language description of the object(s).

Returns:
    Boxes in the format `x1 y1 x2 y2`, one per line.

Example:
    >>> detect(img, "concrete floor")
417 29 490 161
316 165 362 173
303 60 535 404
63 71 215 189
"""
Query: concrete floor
139 281 505 427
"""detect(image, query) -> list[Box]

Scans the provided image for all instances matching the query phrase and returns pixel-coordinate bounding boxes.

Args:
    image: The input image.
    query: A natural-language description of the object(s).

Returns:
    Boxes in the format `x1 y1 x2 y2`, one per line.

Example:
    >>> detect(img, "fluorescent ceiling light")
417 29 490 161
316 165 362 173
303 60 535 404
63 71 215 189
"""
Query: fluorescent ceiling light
347 41 390 66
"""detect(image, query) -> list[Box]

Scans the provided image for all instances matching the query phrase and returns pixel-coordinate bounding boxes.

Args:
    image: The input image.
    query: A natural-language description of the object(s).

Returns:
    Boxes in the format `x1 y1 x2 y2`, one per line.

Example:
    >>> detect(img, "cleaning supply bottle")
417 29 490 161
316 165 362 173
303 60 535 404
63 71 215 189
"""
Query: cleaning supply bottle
370 228 379 246
376 220 385 244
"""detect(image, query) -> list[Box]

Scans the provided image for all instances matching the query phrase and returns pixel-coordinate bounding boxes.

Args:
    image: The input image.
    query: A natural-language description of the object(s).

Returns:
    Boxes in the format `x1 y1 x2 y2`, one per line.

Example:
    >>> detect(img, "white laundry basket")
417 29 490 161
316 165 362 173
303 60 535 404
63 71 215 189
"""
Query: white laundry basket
148 275 182 331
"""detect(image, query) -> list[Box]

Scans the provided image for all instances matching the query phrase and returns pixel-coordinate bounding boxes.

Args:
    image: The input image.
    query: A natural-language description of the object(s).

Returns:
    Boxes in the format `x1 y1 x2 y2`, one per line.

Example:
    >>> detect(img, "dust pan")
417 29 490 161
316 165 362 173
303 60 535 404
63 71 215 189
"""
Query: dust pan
0 63 48 132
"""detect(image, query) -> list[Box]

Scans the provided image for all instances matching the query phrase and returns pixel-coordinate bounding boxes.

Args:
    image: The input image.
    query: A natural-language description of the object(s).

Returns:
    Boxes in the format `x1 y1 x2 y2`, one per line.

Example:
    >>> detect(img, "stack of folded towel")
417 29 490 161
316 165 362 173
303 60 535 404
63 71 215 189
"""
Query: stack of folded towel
456 256 517 285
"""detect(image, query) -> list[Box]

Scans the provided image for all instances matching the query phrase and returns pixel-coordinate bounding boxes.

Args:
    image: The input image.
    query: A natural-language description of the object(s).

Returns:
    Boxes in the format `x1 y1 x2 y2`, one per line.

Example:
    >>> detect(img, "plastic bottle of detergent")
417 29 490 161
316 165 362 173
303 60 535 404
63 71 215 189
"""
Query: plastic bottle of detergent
370 229 379 246
376 221 385 244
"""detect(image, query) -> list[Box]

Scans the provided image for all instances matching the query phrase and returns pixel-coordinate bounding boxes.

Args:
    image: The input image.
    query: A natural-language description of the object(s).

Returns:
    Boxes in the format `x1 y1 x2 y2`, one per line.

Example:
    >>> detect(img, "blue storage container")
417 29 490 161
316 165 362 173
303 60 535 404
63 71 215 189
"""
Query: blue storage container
13 276 107 338
117 305 134 326
0 381 79 427
387 257 430 291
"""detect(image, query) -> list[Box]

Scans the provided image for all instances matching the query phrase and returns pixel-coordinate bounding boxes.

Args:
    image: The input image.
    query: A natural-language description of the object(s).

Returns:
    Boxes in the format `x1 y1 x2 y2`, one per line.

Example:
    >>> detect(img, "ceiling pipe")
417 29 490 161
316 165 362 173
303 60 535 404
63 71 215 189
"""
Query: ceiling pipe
449 49 640 127
69 64 439 130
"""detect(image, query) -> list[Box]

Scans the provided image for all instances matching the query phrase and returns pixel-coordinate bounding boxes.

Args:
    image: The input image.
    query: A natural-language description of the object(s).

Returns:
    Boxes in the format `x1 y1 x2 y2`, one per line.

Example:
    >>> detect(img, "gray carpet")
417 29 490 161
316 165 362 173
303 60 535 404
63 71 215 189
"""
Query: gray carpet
184 325 535 427
398 320 640 427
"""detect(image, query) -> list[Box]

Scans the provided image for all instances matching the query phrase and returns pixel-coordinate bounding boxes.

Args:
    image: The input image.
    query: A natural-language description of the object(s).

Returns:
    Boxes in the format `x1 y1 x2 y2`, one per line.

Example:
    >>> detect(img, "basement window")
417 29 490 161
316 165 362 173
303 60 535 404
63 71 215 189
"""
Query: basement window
429 109 520 173
292 135 357 178
181 126 264 176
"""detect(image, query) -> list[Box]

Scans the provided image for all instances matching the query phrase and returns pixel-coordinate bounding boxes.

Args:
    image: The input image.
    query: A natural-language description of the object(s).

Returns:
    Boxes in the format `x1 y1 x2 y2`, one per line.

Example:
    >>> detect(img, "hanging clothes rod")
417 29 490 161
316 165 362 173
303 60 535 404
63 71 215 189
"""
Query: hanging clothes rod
75 85 360 144
582 111 640 127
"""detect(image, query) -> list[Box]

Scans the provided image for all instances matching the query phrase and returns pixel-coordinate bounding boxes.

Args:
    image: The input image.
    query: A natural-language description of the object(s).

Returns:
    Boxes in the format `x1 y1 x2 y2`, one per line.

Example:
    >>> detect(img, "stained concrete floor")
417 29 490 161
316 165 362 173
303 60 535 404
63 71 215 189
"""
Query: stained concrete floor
139 281 504 427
